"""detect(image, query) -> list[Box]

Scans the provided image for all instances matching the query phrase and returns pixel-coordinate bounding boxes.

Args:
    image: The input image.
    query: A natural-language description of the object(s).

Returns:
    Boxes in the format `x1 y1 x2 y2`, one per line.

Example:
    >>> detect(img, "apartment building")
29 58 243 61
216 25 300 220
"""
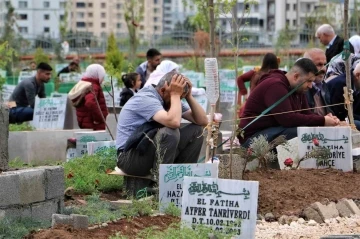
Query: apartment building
0 0 66 39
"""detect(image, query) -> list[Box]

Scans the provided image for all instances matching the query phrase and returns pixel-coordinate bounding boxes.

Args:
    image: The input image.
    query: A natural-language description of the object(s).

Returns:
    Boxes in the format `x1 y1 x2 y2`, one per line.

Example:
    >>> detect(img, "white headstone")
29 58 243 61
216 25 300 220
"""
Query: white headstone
58 73 82 83
159 163 218 212
181 177 258 239
31 97 67 129
75 131 112 156
276 137 299 170
219 70 236 104
87 140 116 155
1 84 16 102
18 71 36 83
297 127 352 172
50 92 68 99
0 69 6 78
182 71 205 88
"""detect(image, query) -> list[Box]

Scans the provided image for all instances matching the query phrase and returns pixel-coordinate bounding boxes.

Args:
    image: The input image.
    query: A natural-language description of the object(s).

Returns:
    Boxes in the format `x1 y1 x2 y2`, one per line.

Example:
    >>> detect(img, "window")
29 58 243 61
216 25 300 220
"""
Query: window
88 3 93 7
286 19 290 25
101 22 106 28
76 12 84 18
76 21 86 27
18 27 28 33
154 8 158 13
19 1 28 8
59 14 64 21
44 14 50 20
116 3 122 9
164 0 171 3
18 14 27 20
117 23 121 29
117 13 122 19
59 1 66 8
101 12 106 18
5 1 10 8
88 12 93 17
101 2 106 8
76 2 85 8
165 20 171 24
43 1 50 8
293 4 297 11
154 0 158 4
307 3 311 11
293 19 296 26
88 22 93 27
286 4 289 11
164 14 171 18
154 26 158 31
44 27 50 33
154 17 158 22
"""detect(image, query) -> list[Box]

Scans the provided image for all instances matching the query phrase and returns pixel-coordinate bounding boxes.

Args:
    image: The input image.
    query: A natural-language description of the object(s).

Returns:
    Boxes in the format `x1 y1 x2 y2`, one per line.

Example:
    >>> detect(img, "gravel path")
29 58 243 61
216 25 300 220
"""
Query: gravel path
256 215 360 239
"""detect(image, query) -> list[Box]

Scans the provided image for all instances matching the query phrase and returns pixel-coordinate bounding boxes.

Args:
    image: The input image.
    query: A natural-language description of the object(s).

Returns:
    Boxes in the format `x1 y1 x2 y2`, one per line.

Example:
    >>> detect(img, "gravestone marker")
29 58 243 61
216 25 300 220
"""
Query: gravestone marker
1 84 16 102
297 127 352 172
87 140 116 155
159 163 218 212
219 70 236 104
276 137 299 170
58 73 82 83
50 92 68 99
31 97 67 129
75 131 111 156
18 71 36 83
181 177 259 239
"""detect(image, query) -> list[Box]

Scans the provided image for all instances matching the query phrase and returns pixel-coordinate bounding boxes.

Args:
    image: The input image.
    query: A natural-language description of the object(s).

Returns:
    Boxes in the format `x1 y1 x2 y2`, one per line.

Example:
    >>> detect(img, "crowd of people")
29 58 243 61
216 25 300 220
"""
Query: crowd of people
6 22 360 177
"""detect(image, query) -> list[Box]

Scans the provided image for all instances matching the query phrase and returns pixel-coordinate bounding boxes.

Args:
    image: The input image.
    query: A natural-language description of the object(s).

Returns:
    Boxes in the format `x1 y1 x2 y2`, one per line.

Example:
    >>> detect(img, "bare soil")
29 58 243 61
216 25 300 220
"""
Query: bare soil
26 169 360 238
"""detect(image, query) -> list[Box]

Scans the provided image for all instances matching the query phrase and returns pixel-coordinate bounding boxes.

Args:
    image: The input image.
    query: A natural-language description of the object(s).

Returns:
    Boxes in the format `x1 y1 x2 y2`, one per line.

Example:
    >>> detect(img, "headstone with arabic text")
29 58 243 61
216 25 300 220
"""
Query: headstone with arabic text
31 97 67 129
18 71 36 83
75 131 111 156
58 73 82 83
218 70 236 104
87 140 116 155
159 163 218 212
181 177 258 239
297 127 352 172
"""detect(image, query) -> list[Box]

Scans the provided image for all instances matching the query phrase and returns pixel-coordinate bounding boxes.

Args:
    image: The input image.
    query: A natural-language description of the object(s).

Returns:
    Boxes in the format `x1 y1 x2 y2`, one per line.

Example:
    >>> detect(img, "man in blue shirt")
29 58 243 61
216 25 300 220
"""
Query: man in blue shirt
116 72 208 177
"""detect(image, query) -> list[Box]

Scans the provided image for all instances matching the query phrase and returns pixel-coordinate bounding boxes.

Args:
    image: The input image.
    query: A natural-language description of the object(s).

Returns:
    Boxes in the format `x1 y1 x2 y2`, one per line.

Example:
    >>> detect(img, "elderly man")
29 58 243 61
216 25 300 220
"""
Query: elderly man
8 62 53 124
238 58 339 148
327 62 360 129
116 72 208 177
57 59 80 77
136 48 162 88
315 24 354 63
303 48 333 116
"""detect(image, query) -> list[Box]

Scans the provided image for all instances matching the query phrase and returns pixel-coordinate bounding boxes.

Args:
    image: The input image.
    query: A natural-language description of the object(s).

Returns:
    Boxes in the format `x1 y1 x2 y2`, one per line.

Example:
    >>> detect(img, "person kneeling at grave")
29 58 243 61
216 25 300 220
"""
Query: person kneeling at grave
116 72 208 177
8 62 52 124
238 58 340 148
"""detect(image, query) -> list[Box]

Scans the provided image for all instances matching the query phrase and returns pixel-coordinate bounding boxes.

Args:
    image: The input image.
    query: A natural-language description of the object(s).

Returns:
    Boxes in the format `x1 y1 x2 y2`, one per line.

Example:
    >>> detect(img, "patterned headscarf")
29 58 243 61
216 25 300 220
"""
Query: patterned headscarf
325 54 360 80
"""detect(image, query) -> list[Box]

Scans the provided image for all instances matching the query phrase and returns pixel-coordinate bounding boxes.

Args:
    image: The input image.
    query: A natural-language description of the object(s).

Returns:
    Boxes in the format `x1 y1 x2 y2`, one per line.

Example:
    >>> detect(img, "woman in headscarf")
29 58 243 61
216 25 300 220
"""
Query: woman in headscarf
144 60 179 87
75 64 108 130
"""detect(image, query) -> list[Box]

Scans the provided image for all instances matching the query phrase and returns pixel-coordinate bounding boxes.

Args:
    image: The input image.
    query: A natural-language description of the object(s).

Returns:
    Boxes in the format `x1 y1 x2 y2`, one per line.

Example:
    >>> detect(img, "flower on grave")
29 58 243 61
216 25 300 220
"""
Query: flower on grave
284 158 293 167
67 172 74 179
312 138 319 146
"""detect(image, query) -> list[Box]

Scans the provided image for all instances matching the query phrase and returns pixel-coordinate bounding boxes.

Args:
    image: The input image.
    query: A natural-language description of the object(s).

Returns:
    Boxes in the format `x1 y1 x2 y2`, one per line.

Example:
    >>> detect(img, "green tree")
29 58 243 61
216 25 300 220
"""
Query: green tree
0 42 15 90
104 32 124 81
124 0 144 63
33 48 50 65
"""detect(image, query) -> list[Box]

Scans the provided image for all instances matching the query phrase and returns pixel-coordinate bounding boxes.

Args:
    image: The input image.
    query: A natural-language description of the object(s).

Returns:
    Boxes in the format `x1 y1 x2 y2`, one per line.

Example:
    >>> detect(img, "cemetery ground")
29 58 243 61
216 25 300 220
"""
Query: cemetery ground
2 147 360 238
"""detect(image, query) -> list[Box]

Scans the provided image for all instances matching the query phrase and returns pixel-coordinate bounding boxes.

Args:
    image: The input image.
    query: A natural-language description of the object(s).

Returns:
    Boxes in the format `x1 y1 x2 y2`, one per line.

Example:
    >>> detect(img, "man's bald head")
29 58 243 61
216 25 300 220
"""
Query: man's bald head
303 48 327 83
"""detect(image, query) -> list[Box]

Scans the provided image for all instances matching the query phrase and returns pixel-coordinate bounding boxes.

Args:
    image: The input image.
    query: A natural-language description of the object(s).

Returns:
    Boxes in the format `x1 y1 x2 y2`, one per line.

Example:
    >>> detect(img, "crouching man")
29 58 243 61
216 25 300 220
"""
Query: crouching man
116 72 208 177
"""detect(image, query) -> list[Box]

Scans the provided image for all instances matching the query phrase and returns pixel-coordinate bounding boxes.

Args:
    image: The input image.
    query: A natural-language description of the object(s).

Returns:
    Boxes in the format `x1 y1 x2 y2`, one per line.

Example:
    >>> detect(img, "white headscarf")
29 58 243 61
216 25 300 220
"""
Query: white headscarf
83 64 106 83
144 60 179 87
350 35 360 57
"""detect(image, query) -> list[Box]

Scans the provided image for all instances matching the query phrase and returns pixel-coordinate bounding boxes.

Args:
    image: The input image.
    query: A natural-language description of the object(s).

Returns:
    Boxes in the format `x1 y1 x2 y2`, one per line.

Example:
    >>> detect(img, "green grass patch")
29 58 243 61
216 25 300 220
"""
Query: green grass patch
64 148 123 194
9 123 35 131
0 217 50 239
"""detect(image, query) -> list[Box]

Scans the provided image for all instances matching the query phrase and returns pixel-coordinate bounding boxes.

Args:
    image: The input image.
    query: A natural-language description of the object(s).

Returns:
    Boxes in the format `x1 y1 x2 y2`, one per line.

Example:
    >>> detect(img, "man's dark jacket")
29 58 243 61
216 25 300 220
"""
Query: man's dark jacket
326 35 354 63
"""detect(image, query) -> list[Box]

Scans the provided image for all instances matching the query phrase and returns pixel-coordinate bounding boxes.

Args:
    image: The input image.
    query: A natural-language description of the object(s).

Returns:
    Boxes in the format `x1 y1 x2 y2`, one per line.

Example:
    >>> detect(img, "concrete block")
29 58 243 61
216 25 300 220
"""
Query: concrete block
311 202 339 221
31 199 59 222
8 129 89 164
0 172 20 207
71 214 89 229
39 166 65 199
16 169 45 204
303 206 324 223
52 214 73 228
218 154 246 180
336 200 353 217
343 199 360 215
0 205 31 220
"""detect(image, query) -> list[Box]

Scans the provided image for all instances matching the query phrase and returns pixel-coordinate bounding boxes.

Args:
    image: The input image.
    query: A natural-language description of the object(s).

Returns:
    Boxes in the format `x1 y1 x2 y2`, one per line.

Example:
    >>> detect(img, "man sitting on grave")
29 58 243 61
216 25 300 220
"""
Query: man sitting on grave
8 62 53 124
327 62 360 129
238 58 340 148
57 59 80 77
116 72 208 177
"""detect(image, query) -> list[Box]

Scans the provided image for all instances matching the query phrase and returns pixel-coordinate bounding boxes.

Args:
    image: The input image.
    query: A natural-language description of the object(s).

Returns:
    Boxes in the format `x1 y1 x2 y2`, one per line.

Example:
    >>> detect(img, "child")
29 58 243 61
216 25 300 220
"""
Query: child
120 73 142 107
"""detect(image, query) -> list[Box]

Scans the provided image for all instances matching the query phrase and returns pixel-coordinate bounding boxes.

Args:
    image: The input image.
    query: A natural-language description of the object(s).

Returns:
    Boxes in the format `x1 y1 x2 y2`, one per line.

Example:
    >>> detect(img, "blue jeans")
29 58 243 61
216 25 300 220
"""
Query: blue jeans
241 126 298 148
355 120 360 130
9 107 34 124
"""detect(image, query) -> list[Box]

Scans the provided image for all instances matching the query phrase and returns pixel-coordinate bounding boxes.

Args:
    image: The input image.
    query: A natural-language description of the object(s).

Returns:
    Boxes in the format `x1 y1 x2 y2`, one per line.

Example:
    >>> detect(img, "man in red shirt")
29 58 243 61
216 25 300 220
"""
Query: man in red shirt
238 58 340 148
